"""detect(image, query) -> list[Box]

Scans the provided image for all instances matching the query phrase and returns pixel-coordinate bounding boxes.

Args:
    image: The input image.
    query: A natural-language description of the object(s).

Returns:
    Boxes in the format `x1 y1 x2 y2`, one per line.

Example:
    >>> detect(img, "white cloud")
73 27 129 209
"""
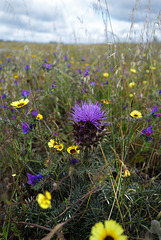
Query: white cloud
0 0 161 43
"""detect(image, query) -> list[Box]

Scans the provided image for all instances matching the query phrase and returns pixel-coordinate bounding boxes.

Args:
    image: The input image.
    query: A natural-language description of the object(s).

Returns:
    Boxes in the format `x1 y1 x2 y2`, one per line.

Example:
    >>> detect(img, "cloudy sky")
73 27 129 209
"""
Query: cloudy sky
1 0 161 43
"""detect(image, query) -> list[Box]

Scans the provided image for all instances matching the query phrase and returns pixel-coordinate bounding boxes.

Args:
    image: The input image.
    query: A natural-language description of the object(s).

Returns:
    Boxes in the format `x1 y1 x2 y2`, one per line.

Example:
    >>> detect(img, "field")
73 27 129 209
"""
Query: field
0 40 161 240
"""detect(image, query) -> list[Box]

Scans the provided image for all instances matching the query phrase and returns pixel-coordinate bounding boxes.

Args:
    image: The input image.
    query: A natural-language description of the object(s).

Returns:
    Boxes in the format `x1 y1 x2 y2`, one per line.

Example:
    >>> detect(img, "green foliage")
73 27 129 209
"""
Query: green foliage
0 40 161 240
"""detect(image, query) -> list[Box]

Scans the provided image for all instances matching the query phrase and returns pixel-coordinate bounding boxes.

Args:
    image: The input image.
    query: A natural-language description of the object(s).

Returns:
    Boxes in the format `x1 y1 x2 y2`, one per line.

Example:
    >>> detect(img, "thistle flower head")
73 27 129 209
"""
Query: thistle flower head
70 101 107 129
70 101 108 147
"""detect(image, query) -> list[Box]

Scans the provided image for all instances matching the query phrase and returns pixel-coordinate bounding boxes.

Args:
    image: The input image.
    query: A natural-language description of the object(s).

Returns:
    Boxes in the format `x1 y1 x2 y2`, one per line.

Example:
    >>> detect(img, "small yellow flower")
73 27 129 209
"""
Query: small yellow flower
129 94 133 98
67 145 80 154
12 174 16 177
150 66 156 70
37 191 51 209
11 98 29 108
130 68 136 73
143 81 147 84
123 169 131 177
130 110 142 118
146 70 149 73
54 144 64 151
102 99 109 104
36 114 43 120
90 220 127 240
14 75 18 79
103 73 109 77
48 139 58 148
129 82 135 88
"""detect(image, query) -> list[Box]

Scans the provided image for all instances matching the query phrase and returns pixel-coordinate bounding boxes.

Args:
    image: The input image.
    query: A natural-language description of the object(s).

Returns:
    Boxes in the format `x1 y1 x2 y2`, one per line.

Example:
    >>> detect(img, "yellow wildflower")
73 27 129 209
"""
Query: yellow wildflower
129 82 135 88
36 114 43 120
150 66 156 70
48 139 58 148
102 99 109 104
130 110 142 118
90 220 127 240
37 191 51 209
54 144 64 151
130 68 136 73
67 145 80 154
123 169 131 177
11 98 29 108
103 73 109 77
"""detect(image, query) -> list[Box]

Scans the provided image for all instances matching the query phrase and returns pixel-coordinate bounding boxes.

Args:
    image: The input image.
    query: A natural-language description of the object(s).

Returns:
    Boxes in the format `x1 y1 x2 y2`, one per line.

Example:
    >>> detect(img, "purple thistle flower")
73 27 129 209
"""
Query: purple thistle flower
70 101 108 129
159 89 161 94
22 89 30 97
22 121 29 134
27 173 37 186
110 66 114 72
70 101 108 147
64 56 68 61
14 80 18 85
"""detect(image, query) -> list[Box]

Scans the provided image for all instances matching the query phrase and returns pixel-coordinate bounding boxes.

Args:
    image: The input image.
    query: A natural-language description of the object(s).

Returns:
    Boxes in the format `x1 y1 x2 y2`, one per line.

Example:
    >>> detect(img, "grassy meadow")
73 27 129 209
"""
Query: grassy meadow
0 40 161 240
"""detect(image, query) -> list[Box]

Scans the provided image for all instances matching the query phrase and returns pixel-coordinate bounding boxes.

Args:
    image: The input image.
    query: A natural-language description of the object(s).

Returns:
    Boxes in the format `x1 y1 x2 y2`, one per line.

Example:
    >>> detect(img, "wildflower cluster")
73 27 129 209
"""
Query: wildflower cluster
0 41 161 240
